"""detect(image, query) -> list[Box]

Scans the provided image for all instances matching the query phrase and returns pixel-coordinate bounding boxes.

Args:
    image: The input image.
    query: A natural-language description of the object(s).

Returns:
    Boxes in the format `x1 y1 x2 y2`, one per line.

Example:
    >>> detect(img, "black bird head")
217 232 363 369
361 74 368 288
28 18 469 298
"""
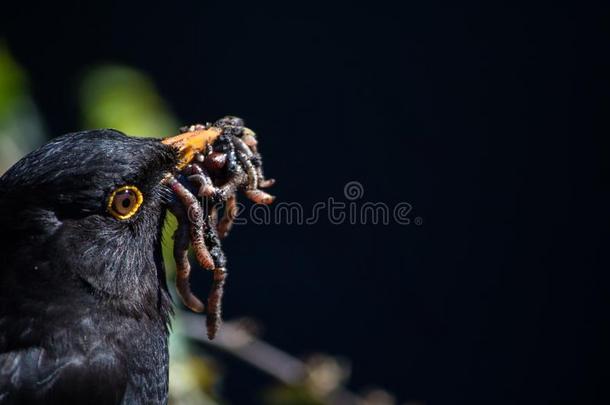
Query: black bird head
0 120 274 403
0 130 179 321
0 129 189 403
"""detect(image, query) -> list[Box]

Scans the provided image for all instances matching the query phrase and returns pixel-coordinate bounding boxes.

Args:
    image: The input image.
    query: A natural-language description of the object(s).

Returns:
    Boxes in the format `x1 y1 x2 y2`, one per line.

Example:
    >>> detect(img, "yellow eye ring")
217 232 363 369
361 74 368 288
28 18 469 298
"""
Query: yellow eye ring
107 185 144 220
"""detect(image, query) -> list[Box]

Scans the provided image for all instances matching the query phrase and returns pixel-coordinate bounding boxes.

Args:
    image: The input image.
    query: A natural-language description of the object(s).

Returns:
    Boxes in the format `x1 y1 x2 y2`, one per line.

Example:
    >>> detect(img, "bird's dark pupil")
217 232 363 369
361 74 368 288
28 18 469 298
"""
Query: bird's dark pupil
121 197 132 208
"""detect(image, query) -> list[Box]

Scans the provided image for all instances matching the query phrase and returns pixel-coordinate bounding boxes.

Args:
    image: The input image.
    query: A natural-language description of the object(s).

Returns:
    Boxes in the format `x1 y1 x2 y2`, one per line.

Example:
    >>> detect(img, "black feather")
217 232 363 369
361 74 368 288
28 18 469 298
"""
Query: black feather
0 130 179 404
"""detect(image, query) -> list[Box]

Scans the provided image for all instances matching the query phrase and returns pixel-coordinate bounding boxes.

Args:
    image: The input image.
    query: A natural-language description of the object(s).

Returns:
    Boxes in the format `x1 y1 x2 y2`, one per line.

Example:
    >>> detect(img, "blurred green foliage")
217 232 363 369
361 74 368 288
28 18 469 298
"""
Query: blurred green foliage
0 41 26 121
80 65 177 137
0 42 46 172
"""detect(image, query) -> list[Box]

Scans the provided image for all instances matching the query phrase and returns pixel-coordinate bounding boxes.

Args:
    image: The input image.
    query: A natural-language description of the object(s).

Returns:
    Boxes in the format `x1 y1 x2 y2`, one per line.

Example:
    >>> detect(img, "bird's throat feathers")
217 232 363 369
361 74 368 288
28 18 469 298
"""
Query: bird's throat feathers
0 205 173 326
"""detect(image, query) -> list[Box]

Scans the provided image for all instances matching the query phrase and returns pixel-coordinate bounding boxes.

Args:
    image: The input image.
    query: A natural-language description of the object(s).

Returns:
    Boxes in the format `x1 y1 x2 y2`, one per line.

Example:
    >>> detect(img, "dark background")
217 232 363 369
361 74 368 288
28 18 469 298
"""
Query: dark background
2 1 609 403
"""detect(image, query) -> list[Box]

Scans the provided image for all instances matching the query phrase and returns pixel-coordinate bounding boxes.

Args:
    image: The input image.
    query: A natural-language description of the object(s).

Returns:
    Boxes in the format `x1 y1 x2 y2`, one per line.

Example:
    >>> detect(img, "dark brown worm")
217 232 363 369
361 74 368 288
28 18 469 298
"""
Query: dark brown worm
165 117 275 339
217 195 237 239
245 189 275 205
167 178 205 312
231 134 275 190
167 177 215 270
235 150 258 191
259 178 276 188
206 267 227 339
205 152 227 171
187 164 215 198
231 134 255 159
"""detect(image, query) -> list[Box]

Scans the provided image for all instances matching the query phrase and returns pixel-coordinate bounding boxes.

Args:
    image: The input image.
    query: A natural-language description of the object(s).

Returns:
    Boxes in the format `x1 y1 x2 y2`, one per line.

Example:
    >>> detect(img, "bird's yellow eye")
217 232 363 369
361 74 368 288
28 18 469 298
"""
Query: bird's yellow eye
107 186 144 220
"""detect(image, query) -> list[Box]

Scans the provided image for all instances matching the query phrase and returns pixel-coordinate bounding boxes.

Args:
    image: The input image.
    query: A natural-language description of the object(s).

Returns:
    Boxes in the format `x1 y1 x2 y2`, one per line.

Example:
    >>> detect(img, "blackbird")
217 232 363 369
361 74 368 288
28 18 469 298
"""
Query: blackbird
0 121 273 404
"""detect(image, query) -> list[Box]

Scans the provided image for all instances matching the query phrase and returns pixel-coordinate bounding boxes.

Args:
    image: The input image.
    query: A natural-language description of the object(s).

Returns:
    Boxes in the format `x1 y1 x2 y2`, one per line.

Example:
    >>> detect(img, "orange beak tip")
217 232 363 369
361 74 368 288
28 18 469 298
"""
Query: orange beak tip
162 128 223 169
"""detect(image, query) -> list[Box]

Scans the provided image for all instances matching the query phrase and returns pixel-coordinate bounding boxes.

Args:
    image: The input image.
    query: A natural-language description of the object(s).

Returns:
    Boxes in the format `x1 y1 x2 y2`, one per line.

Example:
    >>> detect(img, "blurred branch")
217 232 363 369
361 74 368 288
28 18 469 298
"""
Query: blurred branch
178 311 365 405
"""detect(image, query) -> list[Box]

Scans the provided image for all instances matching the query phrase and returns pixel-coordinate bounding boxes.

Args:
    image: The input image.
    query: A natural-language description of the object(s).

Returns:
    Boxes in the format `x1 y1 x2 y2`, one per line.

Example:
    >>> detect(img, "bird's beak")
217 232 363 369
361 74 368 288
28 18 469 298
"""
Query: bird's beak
162 127 223 169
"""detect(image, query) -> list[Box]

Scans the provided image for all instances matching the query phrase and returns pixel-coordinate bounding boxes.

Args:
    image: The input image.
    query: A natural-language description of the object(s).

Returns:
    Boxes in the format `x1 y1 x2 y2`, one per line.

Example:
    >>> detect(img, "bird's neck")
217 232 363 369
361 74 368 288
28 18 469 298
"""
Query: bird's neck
0 207 174 335
0 207 173 402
